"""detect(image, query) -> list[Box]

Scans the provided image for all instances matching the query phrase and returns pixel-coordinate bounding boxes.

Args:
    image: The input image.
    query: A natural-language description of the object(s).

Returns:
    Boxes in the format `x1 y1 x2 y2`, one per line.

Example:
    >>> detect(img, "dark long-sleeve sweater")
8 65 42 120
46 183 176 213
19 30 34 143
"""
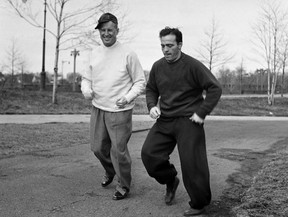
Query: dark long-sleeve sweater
146 52 222 119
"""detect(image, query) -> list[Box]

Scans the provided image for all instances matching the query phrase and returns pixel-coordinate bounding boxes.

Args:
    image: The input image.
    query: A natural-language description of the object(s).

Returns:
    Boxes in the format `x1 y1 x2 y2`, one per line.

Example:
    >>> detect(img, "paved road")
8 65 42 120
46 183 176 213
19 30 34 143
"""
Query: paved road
1 115 288 216
1 114 288 124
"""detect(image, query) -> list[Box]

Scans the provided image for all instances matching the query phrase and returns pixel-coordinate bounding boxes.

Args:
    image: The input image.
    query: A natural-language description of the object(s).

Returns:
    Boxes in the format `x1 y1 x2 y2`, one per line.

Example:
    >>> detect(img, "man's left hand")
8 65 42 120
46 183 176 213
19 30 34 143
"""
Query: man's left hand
189 113 204 125
116 97 128 108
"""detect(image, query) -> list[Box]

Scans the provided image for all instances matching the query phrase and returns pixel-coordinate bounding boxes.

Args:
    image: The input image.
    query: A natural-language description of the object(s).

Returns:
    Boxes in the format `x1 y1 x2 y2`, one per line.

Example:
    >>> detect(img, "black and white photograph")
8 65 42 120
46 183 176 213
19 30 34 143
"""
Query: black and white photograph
1 0 288 216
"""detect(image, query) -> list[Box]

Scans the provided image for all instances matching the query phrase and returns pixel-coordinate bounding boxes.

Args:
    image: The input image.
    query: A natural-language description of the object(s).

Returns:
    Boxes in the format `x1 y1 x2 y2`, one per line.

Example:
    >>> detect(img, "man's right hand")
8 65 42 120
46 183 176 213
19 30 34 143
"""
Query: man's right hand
83 90 95 100
150 106 161 119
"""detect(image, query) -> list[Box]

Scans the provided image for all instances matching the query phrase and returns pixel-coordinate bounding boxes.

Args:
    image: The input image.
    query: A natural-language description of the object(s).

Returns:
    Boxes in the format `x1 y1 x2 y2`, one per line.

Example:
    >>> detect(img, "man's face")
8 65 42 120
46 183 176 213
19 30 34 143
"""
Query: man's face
160 34 182 62
99 21 119 47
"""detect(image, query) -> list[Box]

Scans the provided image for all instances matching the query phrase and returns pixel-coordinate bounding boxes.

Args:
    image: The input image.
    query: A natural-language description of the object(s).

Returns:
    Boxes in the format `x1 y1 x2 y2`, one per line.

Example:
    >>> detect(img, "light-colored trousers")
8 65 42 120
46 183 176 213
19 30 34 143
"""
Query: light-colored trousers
90 106 132 190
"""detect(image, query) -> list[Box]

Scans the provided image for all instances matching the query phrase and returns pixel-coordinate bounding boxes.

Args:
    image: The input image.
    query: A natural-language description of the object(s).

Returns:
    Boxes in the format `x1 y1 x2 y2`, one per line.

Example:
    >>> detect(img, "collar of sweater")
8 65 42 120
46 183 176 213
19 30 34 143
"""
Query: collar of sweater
102 41 120 50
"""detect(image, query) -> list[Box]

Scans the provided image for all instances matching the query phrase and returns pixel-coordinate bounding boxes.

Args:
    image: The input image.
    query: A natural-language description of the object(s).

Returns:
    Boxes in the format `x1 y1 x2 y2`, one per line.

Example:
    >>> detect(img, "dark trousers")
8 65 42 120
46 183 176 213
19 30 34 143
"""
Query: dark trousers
141 116 211 209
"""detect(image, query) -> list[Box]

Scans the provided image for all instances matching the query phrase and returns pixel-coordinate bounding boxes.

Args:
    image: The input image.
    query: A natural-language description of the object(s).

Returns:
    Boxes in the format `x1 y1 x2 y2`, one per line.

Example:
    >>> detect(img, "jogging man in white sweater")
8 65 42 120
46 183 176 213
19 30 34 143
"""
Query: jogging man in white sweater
81 13 146 200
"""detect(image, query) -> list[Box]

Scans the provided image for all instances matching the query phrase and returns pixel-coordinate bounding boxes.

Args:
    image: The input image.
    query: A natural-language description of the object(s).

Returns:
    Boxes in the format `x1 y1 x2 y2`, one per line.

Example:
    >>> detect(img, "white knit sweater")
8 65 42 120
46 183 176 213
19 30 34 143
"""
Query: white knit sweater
81 41 146 112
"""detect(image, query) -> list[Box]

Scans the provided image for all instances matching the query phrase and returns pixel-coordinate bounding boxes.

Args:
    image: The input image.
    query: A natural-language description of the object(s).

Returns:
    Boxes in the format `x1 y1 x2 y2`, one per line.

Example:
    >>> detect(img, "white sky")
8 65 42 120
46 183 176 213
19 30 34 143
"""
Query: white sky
1 0 288 76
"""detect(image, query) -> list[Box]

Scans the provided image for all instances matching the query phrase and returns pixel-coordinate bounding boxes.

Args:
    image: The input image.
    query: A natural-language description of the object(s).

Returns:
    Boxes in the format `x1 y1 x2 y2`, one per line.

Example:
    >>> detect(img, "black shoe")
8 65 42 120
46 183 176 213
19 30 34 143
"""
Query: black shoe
101 175 114 187
165 177 180 205
112 188 129 200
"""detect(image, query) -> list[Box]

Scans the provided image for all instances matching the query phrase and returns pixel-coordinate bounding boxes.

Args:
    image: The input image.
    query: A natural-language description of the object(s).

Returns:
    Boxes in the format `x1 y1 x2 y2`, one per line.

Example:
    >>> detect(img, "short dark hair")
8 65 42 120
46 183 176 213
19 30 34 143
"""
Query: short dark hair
159 27 183 44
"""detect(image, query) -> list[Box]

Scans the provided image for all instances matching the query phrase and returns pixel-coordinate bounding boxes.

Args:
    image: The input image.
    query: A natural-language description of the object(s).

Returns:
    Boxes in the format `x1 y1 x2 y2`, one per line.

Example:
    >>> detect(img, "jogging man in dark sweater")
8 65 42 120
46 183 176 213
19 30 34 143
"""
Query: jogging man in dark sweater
141 27 222 216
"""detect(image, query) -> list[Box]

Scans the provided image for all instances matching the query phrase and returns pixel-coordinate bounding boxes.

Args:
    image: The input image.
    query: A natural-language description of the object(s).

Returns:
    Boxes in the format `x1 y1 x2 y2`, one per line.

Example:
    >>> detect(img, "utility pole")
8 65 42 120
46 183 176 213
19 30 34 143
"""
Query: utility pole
21 63 24 89
21 0 46 90
40 0 47 91
71 49 80 92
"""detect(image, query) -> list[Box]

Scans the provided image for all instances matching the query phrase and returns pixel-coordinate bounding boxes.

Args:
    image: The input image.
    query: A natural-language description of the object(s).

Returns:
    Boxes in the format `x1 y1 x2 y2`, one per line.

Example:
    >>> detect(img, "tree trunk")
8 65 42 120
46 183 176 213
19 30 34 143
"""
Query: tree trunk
270 70 279 106
271 74 276 106
52 67 58 104
52 2 65 104
267 69 272 105
281 65 285 97
11 60 14 88
52 36 60 104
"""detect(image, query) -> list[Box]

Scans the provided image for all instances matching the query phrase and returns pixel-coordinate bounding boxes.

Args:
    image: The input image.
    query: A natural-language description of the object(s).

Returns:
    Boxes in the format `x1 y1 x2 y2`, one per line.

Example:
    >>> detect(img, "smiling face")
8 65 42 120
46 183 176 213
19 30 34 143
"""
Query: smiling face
99 21 119 47
160 34 182 63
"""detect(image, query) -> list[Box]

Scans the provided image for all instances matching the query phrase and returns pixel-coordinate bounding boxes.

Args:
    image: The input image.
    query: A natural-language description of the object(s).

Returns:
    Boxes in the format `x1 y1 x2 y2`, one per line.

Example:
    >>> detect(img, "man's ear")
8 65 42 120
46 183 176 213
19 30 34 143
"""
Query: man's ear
178 42 183 50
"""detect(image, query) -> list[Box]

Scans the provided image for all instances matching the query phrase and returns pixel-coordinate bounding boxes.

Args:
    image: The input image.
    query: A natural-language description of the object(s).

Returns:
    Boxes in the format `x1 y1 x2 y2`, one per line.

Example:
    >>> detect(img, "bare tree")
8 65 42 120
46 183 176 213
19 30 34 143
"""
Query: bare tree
235 59 246 94
18 59 29 89
252 0 288 105
196 16 234 73
217 67 237 94
3 38 24 88
278 33 288 97
0 65 8 90
5 0 120 104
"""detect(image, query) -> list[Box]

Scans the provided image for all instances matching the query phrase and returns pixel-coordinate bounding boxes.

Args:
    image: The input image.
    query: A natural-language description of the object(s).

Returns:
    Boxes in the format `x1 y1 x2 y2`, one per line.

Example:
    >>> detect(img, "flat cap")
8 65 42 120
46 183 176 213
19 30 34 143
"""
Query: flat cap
95 13 118 29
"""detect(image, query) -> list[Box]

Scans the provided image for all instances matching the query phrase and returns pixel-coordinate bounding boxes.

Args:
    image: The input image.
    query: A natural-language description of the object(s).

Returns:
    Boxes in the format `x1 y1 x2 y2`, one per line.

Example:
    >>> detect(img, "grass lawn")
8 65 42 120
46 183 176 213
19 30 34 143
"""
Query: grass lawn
1 89 288 116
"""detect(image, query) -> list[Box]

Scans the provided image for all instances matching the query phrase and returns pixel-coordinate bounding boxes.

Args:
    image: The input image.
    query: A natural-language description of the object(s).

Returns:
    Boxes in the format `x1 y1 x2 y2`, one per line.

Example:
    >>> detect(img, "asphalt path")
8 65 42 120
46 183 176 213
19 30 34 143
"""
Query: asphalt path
1 114 288 124
1 115 288 217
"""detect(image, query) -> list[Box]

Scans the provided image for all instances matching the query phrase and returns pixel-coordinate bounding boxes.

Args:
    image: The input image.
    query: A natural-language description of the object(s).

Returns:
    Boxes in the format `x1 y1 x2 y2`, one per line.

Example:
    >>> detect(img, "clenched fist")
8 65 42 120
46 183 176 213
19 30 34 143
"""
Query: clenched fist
150 106 161 119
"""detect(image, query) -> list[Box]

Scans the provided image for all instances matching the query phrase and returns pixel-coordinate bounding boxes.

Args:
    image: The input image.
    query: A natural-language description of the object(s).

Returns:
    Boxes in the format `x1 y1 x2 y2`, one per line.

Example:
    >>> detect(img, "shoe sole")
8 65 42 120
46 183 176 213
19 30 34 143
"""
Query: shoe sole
183 208 205 216
112 194 128 200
